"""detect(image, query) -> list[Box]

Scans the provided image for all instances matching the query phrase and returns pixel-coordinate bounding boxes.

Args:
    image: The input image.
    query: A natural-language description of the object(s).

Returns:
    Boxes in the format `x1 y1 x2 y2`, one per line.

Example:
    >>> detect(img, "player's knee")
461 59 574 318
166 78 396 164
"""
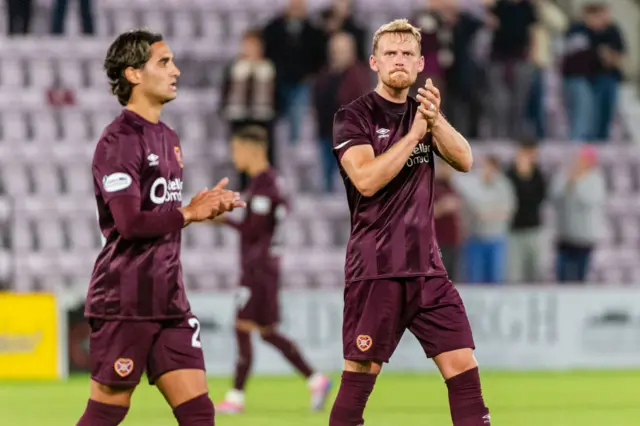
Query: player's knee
343 359 382 375
90 380 135 406
258 325 277 340
235 319 256 333
434 348 478 380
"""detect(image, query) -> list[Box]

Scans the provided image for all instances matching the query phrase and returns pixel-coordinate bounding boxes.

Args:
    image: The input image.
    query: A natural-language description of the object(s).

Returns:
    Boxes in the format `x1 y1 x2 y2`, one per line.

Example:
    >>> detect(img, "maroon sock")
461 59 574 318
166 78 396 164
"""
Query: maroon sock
262 332 314 378
173 393 215 426
233 329 253 391
329 371 377 426
76 399 129 426
446 367 491 426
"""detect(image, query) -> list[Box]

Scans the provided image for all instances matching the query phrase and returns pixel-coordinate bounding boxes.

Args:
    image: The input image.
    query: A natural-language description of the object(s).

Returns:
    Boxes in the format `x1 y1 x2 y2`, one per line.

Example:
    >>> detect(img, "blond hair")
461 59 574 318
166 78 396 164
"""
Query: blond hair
372 19 422 55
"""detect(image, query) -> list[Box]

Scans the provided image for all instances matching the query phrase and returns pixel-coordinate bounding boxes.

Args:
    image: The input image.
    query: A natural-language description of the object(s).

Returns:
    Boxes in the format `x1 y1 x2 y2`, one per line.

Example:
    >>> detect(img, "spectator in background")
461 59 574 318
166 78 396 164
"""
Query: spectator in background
220 29 277 188
410 6 448 99
263 0 327 144
592 4 625 141
550 145 605 283
562 3 624 142
319 0 367 62
528 0 569 139
6 0 33 35
51 0 95 35
436 1 488 139
505 139 547 283
312 32 370 192
458 155 515 284
562 3 604 141
434 158 462 281
487 0 538 139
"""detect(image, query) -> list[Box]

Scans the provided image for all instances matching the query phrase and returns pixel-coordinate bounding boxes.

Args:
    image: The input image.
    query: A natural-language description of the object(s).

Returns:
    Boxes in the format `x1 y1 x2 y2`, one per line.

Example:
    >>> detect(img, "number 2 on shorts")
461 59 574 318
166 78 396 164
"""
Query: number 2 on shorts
188 317 202 348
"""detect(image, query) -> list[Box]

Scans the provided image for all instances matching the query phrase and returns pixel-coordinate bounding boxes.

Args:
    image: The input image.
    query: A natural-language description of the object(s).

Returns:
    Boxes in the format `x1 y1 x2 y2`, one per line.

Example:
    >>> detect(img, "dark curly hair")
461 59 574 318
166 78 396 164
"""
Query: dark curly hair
103 29 164 106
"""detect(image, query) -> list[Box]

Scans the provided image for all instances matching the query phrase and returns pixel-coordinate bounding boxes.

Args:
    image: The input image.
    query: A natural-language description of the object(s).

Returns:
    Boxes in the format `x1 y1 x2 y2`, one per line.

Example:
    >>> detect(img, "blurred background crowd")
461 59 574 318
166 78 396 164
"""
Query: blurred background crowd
1 0 639 290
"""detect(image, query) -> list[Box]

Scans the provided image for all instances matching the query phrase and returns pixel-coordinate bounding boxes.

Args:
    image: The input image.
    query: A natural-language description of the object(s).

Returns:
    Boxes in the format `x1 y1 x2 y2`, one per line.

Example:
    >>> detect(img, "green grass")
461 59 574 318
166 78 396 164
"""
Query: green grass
2 371 639 425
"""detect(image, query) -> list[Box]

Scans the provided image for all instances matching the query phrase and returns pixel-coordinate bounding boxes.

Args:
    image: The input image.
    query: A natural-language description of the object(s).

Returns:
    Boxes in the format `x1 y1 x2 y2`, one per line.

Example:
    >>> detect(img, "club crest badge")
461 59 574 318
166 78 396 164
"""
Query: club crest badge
114 358 134 377
356 334 372 352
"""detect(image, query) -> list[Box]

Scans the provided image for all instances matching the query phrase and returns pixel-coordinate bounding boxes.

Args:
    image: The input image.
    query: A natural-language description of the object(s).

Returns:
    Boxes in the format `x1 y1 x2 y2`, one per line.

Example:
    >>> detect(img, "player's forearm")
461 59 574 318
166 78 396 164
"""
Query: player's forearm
432 118 472 172
356 132 422 196
111 197 185 240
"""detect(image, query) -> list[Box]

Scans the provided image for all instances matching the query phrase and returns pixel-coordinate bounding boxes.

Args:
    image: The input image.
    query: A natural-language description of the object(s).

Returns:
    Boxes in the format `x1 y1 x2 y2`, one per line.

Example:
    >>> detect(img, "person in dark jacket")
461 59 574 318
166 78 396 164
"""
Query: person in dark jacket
313 32 371 192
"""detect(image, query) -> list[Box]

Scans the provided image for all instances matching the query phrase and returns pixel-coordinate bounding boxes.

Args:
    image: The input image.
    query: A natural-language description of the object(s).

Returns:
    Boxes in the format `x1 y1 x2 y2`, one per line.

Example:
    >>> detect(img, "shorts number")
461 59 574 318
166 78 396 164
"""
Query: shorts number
236 287 252 310
188 317 202 349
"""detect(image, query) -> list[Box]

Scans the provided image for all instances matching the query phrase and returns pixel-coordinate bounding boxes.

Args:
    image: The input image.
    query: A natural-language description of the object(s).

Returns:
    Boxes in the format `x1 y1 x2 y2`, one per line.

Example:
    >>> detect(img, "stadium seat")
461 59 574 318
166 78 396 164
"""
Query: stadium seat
29 59 56 88
0 59 24 89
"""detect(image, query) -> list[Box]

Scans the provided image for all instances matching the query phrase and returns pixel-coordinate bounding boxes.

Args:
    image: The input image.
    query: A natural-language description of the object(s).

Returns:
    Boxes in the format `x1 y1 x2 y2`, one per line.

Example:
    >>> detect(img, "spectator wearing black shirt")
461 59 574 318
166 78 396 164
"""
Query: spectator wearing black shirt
262 0 327 144
6 0 32 35
505 139 547 283
562 3 624 142
319 0 367 62
591 4 625 141
487 0 538 139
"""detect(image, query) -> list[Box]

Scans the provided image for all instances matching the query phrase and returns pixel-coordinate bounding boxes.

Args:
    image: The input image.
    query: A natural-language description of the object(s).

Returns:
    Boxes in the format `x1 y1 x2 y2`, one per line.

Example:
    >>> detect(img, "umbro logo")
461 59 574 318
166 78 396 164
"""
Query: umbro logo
376 128 390 138
147 153 159 166
482 414 491 424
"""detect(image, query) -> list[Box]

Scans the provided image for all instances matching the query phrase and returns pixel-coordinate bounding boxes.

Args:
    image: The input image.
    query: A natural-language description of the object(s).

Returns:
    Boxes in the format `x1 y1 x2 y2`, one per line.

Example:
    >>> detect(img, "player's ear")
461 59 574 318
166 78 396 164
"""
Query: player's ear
418 56 425 73
124 66 142 85
369 55 378 73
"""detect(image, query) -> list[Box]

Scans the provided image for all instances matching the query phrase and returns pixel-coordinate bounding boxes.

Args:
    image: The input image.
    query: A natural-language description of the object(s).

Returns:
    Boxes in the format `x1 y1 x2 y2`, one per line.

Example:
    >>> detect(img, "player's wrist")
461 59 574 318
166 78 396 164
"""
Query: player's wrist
178 207 194 225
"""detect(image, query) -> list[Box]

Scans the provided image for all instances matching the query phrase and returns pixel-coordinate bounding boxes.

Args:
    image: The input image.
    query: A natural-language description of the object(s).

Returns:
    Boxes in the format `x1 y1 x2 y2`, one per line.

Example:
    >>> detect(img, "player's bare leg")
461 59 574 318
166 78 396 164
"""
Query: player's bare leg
218 319 331 413
155 368 214 425
434 348 491 425
76 380 134 425
259 325 332 411
216 320 255 414
329 359 382 426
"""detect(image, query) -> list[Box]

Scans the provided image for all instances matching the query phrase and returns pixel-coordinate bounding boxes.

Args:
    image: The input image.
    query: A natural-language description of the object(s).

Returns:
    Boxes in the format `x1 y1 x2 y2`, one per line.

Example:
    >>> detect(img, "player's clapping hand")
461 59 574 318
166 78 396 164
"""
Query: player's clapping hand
210 177 246 216
181 178 246 224
416 78 441 130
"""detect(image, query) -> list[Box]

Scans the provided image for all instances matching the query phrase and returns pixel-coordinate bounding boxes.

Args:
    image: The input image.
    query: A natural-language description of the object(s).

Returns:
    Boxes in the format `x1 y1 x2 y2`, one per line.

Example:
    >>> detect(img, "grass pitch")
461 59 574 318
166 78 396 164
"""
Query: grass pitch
1 370 639 425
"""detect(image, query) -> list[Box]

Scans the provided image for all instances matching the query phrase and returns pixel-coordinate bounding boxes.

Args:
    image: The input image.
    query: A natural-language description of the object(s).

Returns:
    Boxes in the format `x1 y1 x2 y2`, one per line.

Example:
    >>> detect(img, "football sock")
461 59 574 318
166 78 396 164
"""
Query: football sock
262 332 314 378
329 371 377 426
446 367 491 426
76 399 129 426
173 393 215 426
233 329 253 392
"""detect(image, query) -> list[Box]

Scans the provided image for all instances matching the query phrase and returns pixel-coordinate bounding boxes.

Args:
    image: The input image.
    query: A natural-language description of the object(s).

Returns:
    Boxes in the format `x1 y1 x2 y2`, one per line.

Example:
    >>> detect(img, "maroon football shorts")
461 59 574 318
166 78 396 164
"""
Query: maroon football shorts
236 268 280 327
342 276 475 363
89 314 205 387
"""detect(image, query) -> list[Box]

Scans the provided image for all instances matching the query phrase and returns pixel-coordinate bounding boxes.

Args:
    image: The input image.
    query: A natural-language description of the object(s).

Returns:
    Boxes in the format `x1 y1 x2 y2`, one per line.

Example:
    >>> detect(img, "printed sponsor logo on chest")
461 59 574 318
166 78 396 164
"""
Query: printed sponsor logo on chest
406 143 431 168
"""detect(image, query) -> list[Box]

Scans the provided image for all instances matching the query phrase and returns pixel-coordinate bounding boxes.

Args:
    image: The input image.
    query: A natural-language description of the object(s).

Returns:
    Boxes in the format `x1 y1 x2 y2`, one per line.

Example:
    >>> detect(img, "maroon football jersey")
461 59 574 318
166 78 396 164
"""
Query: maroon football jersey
88 109 189 320
227 168 287 271
333 91 447 283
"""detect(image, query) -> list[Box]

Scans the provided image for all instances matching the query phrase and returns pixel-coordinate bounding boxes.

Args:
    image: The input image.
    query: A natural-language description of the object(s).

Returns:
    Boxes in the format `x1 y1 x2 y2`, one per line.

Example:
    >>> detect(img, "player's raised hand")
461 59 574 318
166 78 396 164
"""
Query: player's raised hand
410 99 430 140
416 78 441 129
215 189 246 215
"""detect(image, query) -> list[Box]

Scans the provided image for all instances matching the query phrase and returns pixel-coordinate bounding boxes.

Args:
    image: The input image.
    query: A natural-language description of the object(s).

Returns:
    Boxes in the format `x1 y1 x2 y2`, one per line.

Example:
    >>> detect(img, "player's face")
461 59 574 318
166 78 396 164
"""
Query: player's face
370 33 424 91
137 42 181 105
231 139 250 172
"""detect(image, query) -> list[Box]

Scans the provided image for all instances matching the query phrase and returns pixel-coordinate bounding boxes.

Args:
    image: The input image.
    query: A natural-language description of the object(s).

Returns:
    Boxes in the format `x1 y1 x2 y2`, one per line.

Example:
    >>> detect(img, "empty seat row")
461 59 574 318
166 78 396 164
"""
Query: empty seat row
0 56 226 90
0 107 224 142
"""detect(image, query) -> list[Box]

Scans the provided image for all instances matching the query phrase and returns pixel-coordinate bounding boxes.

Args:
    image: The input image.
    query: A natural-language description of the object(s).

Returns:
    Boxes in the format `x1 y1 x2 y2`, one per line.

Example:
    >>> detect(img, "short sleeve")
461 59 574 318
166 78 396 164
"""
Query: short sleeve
332 107 371 161
93 132 143 204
